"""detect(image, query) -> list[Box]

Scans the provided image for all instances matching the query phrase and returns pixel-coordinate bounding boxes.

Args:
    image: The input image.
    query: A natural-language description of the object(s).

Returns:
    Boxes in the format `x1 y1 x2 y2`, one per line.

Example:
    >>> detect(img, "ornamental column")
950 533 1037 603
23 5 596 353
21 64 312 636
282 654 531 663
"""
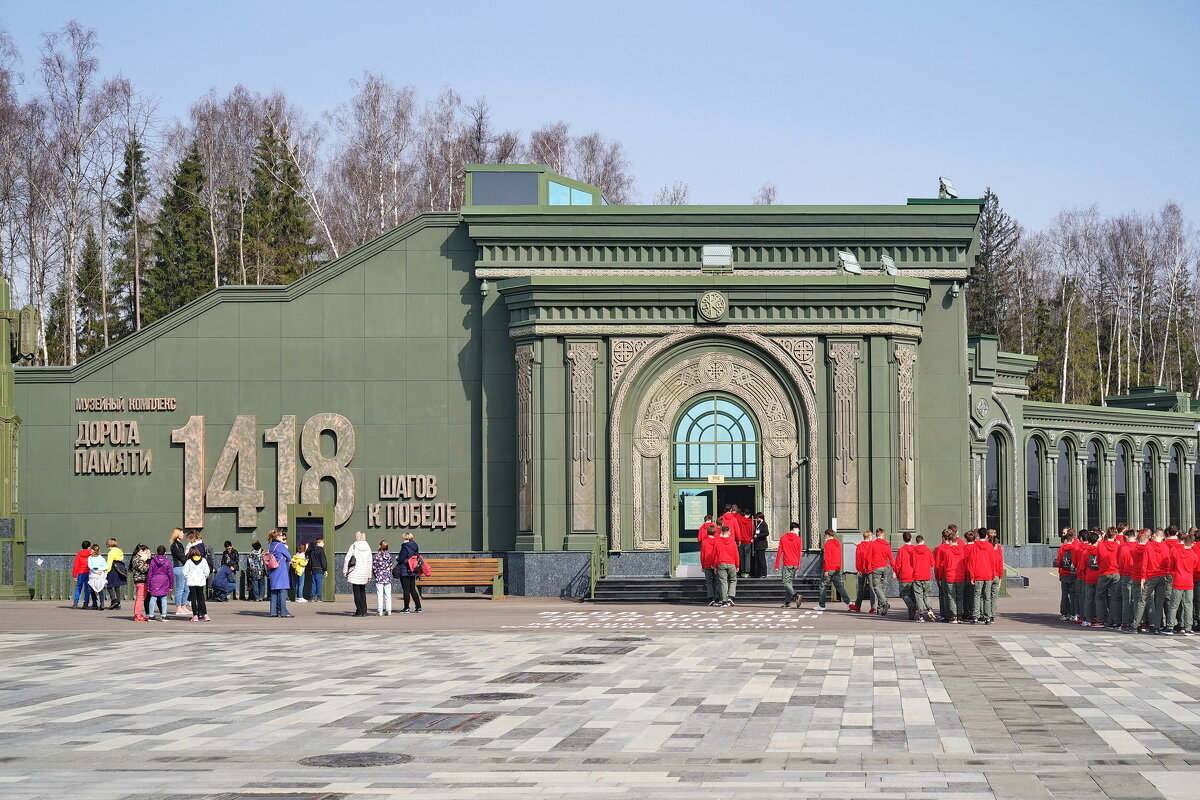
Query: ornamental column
565 340 601 549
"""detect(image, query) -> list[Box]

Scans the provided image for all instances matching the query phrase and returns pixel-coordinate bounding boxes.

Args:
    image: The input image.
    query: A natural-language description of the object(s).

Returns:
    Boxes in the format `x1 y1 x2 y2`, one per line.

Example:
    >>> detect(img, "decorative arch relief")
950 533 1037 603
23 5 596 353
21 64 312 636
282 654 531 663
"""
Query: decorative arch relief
629 352 803 551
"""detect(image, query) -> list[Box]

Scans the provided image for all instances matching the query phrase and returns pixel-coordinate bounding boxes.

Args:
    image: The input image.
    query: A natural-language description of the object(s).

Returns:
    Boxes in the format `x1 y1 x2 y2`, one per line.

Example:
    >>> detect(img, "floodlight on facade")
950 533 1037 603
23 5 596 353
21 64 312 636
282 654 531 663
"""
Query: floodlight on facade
836 250 862 275
880 255 899 276
701 244 734 268
939 177 958 199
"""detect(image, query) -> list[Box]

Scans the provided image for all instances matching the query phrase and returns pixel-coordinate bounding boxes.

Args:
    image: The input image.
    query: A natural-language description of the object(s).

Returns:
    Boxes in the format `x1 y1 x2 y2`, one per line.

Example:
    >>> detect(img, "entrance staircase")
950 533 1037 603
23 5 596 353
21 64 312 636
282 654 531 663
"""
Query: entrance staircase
589 575 825 604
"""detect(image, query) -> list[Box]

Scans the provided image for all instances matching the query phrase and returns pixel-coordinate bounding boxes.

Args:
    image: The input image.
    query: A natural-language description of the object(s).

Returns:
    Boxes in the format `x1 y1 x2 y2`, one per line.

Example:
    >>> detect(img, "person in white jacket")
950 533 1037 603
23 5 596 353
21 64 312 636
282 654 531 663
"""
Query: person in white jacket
183 550 212 622
86 544 108 610
344 531 373 617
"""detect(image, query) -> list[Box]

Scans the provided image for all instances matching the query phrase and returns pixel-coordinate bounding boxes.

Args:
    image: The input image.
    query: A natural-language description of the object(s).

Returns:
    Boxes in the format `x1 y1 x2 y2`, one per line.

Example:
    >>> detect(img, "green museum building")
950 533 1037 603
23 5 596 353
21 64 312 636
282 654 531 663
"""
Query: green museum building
9 165 1200 596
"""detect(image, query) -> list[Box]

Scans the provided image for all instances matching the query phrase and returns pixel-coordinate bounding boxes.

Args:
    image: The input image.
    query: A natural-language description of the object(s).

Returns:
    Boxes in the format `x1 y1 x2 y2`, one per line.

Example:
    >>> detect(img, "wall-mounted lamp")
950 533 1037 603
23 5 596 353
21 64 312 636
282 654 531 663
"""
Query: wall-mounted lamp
949 281 961 298
480 279 490 297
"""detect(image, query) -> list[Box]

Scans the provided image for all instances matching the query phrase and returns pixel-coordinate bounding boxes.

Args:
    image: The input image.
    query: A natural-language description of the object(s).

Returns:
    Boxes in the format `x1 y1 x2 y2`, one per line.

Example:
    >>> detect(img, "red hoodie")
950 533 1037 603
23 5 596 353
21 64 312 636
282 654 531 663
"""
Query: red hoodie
821 536 842 572
894 544 915 582
966 539 994 581
1169 547 1197 590
855 539 872 574
736 516 754 544
71 548 91 577
1117 541 1136 577
1096 538 1121 576
776 531 803 569
991 544 1004 580
714 536 740 568
699 535 719 570
696 521 719 543
719 512 741 539
933 543 949 581
1142 540 1169 579
941 542 966 583
1129 542 1147 581
1055 540 1076 577
1070 541 1091 580
868 537 893 571
910 545 934 582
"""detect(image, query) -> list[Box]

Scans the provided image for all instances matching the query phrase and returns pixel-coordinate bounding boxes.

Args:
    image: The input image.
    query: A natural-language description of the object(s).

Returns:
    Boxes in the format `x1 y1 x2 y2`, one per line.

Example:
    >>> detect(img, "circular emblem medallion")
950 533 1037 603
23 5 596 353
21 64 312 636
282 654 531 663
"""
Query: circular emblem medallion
975 398 989 420
697 291 727 322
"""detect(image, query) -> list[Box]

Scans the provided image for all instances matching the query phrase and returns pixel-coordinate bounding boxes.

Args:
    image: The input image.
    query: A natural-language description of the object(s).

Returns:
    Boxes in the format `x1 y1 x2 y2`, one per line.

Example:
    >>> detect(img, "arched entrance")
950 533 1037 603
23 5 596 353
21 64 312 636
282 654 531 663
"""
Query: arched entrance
672 394 761 568
619 345 810 558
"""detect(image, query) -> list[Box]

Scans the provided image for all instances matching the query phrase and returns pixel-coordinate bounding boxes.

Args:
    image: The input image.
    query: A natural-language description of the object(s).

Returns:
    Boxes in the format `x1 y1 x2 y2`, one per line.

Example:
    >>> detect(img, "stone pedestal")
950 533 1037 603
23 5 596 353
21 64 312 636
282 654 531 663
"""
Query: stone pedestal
0 516 31 600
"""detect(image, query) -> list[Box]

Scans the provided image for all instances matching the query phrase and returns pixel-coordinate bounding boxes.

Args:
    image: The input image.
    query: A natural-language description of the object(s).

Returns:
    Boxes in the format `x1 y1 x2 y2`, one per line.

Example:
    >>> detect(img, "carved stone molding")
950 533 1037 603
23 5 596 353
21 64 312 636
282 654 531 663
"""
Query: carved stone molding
771 337 817 388
566 342 600 531
895 342 918 530
511 323 923 339
609 326 822 549
630 353 799 550
610 338 654 390
477 267 970 279
828 341 861 528
514 344 537 532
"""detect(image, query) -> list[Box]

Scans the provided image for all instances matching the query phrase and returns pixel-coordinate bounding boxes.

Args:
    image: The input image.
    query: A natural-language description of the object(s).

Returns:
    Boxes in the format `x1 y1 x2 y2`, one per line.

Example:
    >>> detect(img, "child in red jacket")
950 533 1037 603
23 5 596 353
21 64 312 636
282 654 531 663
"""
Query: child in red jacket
895 532 917 619
700 527 720 606
910 535 936 622
71 540 92 609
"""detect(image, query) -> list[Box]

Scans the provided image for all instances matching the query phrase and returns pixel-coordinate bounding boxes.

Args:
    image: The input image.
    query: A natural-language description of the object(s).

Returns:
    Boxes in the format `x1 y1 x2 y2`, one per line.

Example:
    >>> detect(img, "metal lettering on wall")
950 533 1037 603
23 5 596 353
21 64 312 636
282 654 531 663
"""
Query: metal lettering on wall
170 413 357 529
75 397 177 412
74 420 153 475
366 474 458 530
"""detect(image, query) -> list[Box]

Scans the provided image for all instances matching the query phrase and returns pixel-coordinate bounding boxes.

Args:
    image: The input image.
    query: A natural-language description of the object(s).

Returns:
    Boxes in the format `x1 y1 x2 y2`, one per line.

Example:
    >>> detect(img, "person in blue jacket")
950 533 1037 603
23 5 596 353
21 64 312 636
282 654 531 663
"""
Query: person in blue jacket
267 529 293 618
397 532 423 614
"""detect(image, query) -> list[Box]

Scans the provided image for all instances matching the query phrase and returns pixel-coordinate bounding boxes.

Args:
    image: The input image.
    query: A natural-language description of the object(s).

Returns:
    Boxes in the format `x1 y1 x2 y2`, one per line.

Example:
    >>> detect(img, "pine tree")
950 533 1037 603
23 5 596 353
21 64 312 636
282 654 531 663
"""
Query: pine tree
111 136 152 337
144 145 213 324
245 122 316 284
968 188 1020 338
75 226 108 358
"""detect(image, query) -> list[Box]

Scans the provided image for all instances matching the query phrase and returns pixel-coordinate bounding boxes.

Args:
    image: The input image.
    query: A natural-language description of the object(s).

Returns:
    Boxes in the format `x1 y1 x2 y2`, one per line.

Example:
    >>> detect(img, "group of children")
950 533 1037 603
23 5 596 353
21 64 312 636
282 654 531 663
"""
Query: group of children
841 526 1004 623
1057 524 1199 635
70 536 214 621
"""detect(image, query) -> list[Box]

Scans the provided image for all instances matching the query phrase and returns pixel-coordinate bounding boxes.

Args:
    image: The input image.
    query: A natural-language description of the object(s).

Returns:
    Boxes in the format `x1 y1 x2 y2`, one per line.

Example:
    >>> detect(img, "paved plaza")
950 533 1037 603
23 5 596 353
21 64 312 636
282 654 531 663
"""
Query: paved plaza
1 577 1199 799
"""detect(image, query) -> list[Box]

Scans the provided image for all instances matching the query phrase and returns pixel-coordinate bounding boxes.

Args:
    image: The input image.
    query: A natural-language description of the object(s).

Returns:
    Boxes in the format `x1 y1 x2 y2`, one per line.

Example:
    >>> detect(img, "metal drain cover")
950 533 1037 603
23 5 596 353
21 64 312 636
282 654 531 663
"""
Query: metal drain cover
565 646 635 655
299 752 414 767
600 636 650 642
542 659 601 665
370 712 498 734
450 692 535 701
491 671 580 684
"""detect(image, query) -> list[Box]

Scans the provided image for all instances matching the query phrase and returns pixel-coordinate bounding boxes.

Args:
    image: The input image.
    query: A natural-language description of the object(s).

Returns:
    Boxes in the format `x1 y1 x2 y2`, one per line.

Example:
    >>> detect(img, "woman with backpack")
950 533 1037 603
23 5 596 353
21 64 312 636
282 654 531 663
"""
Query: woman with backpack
129 544 151 621
266 530 293 618
373 540 395 616
397 532 423 614
104 538 126 610
246 541 267 601
343 531 373 617
146 545 174 621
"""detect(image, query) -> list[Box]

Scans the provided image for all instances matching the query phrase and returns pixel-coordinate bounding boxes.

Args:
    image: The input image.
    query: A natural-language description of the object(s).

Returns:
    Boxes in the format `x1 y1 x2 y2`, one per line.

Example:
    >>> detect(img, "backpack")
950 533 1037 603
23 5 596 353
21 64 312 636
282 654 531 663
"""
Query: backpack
391 558 405 580
1087 553 1099 571
407 555 431 578
262 546 279 571
247 551 265 579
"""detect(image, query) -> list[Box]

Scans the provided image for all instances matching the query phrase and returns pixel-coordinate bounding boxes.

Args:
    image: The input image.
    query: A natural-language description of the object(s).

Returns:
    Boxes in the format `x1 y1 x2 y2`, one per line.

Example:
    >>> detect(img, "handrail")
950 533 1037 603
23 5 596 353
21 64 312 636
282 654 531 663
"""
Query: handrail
588 532 607 600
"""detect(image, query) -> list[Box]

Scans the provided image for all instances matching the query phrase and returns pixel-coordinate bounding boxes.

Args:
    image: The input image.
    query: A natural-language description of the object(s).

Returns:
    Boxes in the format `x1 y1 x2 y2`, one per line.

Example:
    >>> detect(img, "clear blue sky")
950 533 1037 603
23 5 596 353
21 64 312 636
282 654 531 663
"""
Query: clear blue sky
4 0 1198 228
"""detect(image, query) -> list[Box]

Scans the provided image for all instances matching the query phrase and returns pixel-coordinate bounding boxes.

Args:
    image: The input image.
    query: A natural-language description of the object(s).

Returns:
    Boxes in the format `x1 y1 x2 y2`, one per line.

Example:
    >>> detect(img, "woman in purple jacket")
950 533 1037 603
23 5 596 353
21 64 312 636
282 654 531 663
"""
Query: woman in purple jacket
267 530 293 618
146 545 174 622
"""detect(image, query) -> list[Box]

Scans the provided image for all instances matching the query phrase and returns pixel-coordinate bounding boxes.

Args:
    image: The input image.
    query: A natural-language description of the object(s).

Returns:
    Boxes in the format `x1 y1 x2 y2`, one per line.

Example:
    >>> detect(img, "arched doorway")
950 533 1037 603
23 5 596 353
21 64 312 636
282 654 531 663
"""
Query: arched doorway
673 394 760 567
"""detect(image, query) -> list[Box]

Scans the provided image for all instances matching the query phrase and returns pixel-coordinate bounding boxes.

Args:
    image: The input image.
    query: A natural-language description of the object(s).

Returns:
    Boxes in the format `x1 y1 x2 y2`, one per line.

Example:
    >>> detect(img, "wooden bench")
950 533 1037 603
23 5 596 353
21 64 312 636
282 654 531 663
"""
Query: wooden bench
416 558 504 600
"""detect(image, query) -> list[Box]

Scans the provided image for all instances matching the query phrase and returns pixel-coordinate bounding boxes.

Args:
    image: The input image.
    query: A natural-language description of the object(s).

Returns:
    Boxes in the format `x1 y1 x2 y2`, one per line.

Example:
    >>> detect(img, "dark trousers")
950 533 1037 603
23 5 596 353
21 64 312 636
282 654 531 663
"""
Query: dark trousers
854 573 872 608
1059 575 1074 616
750 549 768 578
400 576 422 610
351 583 368 615
737 543 752 575
189 586 207 617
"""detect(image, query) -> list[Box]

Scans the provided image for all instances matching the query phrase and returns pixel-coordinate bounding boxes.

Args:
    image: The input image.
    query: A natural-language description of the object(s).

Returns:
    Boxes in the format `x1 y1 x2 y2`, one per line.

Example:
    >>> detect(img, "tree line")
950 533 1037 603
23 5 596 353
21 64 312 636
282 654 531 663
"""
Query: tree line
969 190 1199 405
2 22 1196 403
0 22 637 365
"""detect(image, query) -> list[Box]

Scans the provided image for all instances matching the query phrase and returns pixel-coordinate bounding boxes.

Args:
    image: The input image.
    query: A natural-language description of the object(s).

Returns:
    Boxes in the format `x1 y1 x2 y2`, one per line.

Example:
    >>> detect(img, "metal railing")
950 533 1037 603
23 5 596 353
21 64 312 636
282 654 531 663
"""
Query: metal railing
588 532 608 600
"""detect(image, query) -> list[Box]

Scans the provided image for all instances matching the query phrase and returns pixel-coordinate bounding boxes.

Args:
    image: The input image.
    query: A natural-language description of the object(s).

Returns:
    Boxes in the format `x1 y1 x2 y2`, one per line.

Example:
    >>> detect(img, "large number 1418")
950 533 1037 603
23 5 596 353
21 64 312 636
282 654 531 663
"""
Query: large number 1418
170 414 356 529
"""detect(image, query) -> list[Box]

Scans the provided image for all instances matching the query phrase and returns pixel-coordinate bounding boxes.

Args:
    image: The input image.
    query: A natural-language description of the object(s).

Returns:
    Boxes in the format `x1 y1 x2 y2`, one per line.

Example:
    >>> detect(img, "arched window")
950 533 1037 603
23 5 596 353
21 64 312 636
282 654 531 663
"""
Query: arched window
1115 443 1129 526
1026 438 1043 543
1142 444 1156 530
1169 445 1182 528
1086 441 1100 530
985 433 1003 534
672 395 759 480
1057 440 1073 532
